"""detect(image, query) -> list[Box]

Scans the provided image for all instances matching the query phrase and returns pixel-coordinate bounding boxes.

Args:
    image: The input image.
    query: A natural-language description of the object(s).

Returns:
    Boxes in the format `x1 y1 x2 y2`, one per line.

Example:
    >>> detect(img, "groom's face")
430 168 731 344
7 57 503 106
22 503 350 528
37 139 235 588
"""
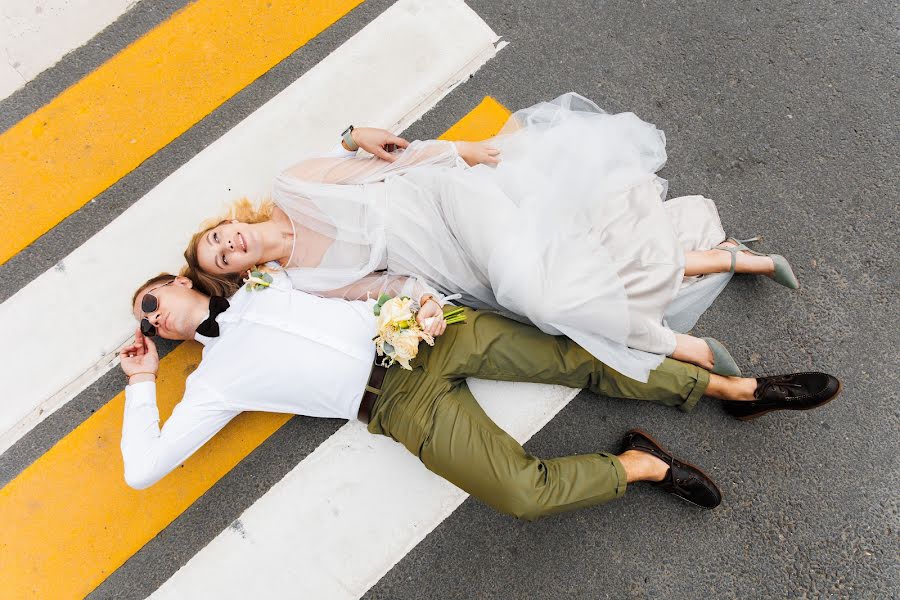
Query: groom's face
132 276 202 340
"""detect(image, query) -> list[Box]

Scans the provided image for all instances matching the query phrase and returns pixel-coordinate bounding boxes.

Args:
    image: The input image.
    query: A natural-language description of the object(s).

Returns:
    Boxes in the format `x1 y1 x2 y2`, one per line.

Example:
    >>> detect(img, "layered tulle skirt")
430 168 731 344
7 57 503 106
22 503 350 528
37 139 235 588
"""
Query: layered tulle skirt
379 93 729 381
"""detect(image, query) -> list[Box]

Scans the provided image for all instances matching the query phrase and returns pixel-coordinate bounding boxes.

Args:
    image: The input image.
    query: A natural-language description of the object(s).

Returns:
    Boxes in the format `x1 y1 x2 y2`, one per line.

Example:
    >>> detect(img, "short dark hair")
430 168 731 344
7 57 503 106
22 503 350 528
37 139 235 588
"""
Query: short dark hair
131 273 178 307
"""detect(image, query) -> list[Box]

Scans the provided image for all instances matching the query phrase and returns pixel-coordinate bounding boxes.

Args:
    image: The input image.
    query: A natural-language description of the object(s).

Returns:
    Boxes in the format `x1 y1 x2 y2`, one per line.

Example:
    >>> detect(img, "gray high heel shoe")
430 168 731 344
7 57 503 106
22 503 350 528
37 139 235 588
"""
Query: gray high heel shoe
703 337 742 377
714 236 800 290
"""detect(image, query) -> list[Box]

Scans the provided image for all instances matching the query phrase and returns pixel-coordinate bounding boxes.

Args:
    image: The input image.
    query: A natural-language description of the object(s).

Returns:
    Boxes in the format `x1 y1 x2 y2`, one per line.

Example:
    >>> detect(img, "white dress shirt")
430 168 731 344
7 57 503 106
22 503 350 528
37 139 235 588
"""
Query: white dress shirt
121 270 377 489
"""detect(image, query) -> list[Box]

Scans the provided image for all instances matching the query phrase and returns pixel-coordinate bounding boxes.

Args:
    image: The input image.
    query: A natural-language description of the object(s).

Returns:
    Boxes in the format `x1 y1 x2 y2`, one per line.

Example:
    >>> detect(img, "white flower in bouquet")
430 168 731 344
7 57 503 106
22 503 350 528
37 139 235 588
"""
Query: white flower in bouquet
375 296 414 332
372 295 433 370
372 294 467 370
386 328 425 370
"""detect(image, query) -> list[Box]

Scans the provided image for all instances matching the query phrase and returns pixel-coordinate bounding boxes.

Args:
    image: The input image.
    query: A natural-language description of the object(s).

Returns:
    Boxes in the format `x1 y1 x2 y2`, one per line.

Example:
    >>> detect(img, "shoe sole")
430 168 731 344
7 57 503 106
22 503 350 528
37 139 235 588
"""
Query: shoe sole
625 428 722 509
734 380 843 421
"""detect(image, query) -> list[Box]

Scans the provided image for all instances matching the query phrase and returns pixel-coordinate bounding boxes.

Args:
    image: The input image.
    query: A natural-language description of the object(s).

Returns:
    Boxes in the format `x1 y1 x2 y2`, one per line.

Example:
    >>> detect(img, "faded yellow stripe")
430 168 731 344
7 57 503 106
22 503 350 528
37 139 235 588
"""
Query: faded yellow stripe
0 0 363 265
439 96 511 141
0 99 511 599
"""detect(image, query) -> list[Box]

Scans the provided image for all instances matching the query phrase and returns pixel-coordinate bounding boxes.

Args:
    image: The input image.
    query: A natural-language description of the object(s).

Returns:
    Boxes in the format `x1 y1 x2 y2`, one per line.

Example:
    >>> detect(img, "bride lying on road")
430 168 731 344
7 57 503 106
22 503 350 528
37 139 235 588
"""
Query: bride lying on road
181 93 798 382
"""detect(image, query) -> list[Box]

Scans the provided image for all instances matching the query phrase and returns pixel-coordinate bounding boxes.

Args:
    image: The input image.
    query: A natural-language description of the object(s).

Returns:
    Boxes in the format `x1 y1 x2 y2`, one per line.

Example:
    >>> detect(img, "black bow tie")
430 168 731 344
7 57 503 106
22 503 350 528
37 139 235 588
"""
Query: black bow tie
196 296 230 338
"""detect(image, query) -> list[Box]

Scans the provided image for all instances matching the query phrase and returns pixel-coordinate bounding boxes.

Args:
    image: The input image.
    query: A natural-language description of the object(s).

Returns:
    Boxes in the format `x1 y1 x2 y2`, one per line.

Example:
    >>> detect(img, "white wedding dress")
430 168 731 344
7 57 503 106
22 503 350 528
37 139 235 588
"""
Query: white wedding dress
271 93 730 382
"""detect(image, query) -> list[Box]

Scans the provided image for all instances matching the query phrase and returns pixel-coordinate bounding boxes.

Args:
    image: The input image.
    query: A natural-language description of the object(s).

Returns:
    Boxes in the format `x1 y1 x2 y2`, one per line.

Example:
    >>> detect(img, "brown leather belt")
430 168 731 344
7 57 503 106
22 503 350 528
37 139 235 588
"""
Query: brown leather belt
357 362 388 424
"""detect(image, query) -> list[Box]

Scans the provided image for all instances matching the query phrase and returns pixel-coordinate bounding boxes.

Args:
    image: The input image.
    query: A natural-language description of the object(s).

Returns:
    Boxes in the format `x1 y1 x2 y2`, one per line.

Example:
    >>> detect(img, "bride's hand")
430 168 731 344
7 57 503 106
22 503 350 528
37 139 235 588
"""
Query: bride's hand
454 141 501 167
416 298 447 337
349 127 410 162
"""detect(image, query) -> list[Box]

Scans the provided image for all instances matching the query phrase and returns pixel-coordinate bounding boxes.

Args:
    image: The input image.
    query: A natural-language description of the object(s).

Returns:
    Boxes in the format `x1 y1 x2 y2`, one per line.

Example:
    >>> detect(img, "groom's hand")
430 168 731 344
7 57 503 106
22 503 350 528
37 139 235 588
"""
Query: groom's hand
348 127 410 162
119 327 160 384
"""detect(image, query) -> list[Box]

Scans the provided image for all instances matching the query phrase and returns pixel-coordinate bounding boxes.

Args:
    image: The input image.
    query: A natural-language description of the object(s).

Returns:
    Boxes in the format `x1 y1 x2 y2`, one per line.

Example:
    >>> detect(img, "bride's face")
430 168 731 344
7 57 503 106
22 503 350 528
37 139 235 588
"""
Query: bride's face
196 220 263 275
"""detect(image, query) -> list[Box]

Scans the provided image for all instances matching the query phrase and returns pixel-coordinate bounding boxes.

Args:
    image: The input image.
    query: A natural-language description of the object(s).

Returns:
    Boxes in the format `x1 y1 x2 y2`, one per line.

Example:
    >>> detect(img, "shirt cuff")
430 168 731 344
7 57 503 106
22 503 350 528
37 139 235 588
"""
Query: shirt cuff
125 380 157 406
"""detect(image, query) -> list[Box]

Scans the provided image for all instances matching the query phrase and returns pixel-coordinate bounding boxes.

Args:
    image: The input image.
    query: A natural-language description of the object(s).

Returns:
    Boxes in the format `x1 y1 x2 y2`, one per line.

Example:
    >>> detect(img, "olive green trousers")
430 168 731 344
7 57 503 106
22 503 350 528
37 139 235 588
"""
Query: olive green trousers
367 308 709 521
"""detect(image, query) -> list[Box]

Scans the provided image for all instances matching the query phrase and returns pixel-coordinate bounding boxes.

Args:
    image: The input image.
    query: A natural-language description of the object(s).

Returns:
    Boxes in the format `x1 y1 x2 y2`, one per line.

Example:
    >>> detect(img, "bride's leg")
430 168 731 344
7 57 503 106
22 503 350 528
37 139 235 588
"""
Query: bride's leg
683 241 775 276
669 333 715 370
617 300 742 376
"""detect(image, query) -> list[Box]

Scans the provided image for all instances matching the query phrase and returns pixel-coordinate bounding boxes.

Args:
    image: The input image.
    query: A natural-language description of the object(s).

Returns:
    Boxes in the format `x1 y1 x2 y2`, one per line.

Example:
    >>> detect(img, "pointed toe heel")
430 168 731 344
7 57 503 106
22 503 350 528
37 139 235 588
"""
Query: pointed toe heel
769 254 800 289
714 236 800 290
703 337 742 377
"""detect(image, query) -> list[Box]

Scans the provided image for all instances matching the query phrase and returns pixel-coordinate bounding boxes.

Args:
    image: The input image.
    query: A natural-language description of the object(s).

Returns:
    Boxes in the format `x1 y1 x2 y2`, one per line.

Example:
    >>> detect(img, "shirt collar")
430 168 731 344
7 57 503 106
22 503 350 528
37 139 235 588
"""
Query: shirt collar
193 270 289 344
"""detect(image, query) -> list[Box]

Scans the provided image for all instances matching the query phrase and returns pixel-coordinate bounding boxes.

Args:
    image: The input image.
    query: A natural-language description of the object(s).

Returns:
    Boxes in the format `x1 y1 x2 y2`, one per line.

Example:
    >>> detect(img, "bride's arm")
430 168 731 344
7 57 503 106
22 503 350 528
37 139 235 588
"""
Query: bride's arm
282 139 464 186
322 127 407 159
285 140 502 186
319 272 453 337
318 272 450 307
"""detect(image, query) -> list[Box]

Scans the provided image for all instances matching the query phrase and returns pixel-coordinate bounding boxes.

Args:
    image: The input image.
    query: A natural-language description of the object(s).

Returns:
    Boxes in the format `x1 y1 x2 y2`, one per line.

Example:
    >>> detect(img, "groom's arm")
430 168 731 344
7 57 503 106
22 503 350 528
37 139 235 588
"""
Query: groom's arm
121 380 240 490
119 329 240 489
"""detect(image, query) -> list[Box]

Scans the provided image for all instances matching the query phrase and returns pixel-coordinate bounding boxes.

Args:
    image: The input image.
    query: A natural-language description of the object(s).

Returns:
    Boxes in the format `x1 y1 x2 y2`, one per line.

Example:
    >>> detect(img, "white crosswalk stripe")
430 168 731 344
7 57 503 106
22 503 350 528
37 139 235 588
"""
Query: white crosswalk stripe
151 380 577 599
0 0 139 101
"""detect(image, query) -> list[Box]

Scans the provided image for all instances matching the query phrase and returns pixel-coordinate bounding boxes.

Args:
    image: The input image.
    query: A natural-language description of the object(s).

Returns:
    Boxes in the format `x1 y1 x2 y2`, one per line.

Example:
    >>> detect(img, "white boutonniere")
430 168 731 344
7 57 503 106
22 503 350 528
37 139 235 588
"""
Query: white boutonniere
243 266 275 291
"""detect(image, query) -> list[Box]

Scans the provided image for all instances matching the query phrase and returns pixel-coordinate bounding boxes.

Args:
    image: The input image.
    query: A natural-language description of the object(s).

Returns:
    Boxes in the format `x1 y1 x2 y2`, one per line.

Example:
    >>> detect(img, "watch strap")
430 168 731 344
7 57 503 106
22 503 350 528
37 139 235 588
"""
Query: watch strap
341 125 359 151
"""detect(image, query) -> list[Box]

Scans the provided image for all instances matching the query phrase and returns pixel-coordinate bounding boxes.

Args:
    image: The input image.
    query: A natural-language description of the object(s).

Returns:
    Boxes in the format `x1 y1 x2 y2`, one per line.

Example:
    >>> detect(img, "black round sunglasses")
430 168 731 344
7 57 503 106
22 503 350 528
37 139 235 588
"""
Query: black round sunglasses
139 280 175 337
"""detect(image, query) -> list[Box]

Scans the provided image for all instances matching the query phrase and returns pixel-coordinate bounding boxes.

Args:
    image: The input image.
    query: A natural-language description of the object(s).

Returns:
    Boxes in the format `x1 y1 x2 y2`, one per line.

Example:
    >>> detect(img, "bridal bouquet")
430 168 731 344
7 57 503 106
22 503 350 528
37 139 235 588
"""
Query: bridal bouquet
372 294 466 369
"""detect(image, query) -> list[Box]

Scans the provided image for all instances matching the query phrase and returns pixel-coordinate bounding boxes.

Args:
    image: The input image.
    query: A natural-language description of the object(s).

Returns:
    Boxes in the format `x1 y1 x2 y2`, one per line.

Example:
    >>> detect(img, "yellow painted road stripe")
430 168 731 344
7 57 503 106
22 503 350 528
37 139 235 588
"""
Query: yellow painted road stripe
0 0 363 265
0 98 510 599
2 342 293 599
438 96 511 142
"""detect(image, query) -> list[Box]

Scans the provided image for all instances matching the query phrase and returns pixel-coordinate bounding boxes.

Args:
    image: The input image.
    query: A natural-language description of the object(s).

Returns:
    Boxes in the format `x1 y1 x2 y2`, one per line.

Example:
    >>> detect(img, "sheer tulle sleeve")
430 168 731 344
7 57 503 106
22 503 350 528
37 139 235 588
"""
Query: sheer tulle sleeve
317 271 451 305
271 140 464 298
281 140 462 186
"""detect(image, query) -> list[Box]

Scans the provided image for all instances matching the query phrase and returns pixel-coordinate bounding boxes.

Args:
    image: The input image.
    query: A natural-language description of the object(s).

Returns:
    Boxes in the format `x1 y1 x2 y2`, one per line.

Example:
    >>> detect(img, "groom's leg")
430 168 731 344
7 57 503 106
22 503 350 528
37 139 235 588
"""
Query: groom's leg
416 382 626 520
434 308 708 412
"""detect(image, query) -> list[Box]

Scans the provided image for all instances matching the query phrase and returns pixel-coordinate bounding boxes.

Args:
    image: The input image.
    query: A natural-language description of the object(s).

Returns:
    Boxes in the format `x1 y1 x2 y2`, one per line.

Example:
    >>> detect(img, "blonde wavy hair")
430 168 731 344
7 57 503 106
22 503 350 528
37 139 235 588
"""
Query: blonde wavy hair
182 197 275 298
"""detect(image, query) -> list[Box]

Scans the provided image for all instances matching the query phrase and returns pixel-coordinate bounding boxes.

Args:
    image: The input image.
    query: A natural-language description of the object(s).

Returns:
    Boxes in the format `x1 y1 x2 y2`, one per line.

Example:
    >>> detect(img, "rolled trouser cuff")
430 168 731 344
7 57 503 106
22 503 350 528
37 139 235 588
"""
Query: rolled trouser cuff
680 365 710 412
601 452 628 498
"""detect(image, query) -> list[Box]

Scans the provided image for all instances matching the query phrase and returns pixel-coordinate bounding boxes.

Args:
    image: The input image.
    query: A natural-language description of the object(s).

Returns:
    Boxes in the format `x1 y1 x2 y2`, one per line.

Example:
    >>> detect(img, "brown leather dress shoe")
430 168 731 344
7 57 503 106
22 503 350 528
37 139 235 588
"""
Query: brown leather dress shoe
620 429 722 509
722 372 842 421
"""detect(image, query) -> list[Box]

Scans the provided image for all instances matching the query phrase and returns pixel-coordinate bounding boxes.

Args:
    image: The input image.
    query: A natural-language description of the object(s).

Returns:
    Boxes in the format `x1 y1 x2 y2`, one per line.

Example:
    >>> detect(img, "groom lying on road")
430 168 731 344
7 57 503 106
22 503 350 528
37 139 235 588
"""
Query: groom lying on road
119 270 840 519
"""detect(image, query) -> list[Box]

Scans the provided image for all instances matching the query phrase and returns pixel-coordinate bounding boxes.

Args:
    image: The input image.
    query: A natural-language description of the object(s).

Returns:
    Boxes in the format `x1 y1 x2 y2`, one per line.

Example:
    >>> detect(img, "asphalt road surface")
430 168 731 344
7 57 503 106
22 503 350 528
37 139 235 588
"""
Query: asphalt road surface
2 1 897 598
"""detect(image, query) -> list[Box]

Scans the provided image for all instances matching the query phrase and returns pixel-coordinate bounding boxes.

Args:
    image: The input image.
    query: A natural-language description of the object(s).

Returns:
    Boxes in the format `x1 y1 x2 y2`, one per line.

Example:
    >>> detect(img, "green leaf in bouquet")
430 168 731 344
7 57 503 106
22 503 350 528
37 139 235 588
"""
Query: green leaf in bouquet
262 273 274 284
373 305 381 316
